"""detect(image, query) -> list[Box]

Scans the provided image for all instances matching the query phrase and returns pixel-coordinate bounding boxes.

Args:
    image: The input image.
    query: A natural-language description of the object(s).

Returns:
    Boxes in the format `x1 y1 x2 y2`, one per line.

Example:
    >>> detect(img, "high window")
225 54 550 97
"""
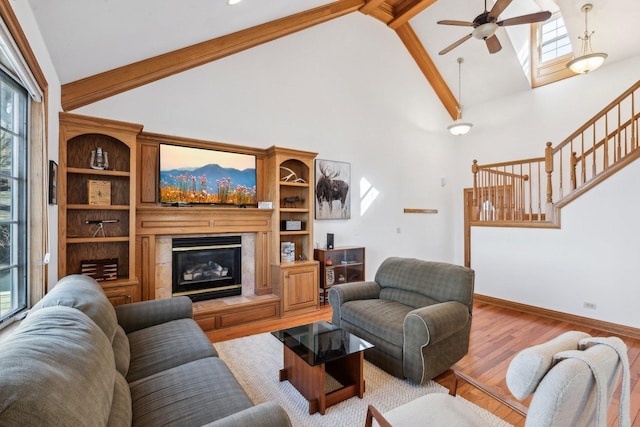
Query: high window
0 69 28 322
531 14 575 87
539 15 572 62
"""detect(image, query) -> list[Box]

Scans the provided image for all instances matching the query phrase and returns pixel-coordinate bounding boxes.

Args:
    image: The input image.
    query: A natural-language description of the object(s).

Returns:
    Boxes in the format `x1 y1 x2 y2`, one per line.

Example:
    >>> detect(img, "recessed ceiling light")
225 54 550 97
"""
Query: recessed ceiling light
227 0 243 5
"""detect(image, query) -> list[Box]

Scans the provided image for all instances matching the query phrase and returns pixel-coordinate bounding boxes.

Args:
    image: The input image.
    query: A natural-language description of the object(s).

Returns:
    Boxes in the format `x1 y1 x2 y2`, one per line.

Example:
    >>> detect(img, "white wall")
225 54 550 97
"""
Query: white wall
77 13 457 279
452 55 640 327
10 1 62 288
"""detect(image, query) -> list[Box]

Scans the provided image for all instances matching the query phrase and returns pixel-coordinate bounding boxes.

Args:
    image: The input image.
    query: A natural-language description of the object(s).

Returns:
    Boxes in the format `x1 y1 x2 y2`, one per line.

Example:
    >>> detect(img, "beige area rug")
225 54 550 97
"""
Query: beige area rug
214 333 512 427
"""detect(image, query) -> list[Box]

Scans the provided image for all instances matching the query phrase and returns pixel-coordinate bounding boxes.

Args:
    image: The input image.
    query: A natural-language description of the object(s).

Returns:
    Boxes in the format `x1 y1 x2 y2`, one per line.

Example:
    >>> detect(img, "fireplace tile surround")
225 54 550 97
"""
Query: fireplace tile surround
155 233 256 300
136 206 273 303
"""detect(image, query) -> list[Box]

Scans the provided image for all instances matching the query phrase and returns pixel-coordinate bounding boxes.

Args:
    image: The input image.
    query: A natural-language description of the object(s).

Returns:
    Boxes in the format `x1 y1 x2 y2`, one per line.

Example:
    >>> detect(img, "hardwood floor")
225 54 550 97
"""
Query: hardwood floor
209 301 640 426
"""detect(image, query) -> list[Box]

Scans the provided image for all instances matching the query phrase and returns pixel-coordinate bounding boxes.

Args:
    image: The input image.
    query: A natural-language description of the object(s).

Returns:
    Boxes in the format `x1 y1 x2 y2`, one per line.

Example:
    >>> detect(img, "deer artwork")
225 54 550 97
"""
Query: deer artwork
316 161 349 218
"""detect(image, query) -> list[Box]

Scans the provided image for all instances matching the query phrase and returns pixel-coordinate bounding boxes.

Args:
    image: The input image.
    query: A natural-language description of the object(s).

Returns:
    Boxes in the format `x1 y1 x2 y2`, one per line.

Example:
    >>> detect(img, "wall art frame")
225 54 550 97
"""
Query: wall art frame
315 159 351 220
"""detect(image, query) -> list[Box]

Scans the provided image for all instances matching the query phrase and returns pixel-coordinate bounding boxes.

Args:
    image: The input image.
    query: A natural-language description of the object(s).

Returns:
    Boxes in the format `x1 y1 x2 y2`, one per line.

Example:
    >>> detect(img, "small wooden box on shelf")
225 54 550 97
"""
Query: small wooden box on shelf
314 246 365 305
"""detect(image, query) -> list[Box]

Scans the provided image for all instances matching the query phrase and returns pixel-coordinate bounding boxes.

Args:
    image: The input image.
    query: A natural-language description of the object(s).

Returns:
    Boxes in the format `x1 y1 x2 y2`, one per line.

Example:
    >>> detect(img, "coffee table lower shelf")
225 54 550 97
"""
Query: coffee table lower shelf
278 344 365 415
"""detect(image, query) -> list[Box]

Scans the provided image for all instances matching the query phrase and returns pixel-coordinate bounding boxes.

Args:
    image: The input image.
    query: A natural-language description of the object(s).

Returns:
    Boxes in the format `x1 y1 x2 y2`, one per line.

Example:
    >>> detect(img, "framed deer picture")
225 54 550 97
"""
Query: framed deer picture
315 159 351 220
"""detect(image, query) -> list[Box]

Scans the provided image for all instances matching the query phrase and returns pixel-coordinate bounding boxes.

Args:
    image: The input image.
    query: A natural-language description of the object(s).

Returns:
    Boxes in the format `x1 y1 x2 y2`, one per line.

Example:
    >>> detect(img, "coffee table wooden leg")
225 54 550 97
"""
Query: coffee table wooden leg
357 351 365 398
279 368 289 382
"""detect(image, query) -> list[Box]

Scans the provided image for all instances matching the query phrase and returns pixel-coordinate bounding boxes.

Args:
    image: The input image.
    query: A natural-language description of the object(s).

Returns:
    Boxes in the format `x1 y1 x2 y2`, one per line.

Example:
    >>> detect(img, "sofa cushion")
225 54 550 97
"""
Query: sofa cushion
108 372 133 427
126 317 217 382
30 274 118 342
0 305 115 426
129 357 253 427
341 299 412 347
113 325 131 376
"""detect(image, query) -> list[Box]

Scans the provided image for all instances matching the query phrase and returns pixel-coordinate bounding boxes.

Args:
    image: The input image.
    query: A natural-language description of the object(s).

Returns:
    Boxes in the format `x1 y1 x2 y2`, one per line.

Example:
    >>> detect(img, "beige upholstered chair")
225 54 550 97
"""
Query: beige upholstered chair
365 331 631 427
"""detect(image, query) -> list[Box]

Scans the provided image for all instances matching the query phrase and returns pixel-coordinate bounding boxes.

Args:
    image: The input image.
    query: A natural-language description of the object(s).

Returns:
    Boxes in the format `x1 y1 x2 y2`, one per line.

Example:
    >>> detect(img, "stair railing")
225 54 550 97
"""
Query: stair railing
472 80 640 226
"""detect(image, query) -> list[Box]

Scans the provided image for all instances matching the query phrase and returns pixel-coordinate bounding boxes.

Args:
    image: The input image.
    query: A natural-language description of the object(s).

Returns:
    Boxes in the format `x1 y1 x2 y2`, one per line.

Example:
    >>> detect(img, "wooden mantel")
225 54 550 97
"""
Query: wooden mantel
136 206 273 235
135 206 274 301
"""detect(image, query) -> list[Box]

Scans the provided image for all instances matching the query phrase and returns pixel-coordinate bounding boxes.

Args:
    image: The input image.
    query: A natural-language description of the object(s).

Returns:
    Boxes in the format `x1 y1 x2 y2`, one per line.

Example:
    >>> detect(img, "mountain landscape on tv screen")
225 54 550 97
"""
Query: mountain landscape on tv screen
160 163 257 205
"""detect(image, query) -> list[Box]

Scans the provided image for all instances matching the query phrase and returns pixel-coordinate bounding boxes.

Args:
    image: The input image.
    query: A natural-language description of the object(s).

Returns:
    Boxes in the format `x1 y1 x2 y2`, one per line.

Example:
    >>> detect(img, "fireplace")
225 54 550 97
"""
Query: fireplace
172 236 242 301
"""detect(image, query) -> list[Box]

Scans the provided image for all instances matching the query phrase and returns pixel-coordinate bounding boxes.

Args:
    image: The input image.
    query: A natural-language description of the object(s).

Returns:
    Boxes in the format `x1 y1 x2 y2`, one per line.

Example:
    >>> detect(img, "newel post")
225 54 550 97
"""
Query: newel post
471 160 479 221
544 142 555 222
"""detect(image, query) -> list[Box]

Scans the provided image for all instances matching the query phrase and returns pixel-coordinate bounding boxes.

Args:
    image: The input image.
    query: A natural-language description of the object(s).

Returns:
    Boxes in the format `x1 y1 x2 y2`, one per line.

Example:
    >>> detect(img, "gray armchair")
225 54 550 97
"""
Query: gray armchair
328 257 474 384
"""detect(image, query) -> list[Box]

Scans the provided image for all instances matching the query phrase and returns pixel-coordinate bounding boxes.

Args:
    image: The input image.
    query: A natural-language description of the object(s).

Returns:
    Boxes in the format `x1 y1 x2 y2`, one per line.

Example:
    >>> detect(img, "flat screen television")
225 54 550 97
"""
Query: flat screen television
159 143 257 206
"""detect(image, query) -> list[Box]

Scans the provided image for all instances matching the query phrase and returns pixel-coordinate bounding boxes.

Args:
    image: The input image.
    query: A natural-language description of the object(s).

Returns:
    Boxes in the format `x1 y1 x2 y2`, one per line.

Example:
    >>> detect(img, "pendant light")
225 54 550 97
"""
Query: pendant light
448 57 473 136
566 3 607 74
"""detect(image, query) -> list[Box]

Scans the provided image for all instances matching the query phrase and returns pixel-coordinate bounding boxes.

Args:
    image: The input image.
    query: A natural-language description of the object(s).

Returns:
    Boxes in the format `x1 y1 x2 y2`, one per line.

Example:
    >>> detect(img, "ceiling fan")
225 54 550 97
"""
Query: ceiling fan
437 0 551 55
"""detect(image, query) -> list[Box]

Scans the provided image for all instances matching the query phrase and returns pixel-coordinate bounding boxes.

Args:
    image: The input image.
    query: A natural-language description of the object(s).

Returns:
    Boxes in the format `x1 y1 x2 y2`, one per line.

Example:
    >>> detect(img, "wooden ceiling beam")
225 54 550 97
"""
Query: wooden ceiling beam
360 0 388 15
61 0 365 111
388 0 437 29
394 23 458 120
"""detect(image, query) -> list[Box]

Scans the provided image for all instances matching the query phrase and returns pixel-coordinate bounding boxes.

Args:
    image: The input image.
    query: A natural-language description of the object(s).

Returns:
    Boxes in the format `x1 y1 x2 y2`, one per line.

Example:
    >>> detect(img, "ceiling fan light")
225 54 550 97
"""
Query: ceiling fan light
567 52 607 74
472 23 498 40
227 0 243 5
448 121 473 136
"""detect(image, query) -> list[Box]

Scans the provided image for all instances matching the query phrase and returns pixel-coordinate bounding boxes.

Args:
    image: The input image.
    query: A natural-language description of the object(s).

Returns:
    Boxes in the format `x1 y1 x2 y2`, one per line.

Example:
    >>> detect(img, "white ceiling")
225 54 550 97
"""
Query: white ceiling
26 0 640 109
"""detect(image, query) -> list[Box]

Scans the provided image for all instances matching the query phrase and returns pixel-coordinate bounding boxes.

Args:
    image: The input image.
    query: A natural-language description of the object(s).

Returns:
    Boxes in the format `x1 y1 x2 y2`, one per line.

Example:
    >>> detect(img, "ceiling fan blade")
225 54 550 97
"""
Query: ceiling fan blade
439 33 473 55
488 0 512 20
437 19 475 27
485 35 502 54
498 11 552 26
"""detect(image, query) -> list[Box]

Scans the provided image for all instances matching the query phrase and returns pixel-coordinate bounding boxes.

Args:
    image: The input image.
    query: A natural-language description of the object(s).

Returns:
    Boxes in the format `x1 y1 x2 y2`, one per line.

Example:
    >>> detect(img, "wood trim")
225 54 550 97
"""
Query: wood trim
475 294 640 340
469 220 559 229
394 23 458 120
360 0 387 15
530 22 575 88
0 0 50 297
403 208 438 214
60 0 364 111
0 0 48 93
388 0 437 29
463 188 472 267
367 3 395 23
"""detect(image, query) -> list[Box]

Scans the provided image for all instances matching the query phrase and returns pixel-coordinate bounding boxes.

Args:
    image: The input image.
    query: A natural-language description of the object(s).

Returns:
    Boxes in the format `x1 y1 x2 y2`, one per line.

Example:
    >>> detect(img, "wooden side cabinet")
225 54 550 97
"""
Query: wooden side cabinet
314 247 365 305
272 261 319 316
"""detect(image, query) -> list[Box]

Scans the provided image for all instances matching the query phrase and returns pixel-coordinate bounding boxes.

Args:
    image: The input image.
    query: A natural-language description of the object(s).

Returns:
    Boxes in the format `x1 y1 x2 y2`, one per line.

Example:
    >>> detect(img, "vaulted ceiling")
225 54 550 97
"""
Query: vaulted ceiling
27 0 640 119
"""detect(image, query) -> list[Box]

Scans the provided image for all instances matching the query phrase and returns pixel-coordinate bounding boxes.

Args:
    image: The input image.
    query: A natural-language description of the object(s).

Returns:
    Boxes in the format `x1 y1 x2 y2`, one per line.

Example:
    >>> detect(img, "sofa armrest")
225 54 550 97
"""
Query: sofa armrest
404 301 470 347
202 402 292 427
115 296 193 333
328 281 381 326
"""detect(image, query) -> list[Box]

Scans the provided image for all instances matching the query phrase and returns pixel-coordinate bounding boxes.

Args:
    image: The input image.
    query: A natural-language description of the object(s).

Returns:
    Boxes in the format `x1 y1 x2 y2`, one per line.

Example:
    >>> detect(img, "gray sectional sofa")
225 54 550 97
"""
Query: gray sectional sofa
0 274 291 427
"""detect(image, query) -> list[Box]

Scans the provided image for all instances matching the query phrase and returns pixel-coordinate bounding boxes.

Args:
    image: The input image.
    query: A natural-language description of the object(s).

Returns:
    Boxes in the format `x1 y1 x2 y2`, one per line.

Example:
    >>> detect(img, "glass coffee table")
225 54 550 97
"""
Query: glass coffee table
272 321 374 415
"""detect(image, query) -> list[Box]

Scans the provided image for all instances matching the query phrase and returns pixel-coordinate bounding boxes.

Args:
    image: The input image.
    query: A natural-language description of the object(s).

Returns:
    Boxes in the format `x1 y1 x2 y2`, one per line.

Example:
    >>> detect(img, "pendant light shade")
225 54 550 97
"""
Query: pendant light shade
448 57 473 136
566 4 607 74
448 121 473 136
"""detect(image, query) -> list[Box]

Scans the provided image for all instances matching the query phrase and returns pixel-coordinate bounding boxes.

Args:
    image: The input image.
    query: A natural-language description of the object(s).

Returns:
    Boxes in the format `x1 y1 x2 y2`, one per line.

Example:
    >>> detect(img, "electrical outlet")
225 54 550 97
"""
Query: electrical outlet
583 302 597 310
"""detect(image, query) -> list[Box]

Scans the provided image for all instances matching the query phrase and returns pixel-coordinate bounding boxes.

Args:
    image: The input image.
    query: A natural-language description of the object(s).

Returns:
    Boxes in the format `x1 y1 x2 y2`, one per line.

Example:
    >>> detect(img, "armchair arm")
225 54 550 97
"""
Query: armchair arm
328 281 381 327
115 296 193 334
365 404 392 427
453 370 528 417
404 301 470 347
403 301 471 383
203 402 292 427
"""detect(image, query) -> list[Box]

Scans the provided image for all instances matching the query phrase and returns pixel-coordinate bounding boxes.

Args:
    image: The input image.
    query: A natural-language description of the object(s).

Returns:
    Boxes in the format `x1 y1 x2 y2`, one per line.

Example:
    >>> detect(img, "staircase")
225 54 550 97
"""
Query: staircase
470 80 640 227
